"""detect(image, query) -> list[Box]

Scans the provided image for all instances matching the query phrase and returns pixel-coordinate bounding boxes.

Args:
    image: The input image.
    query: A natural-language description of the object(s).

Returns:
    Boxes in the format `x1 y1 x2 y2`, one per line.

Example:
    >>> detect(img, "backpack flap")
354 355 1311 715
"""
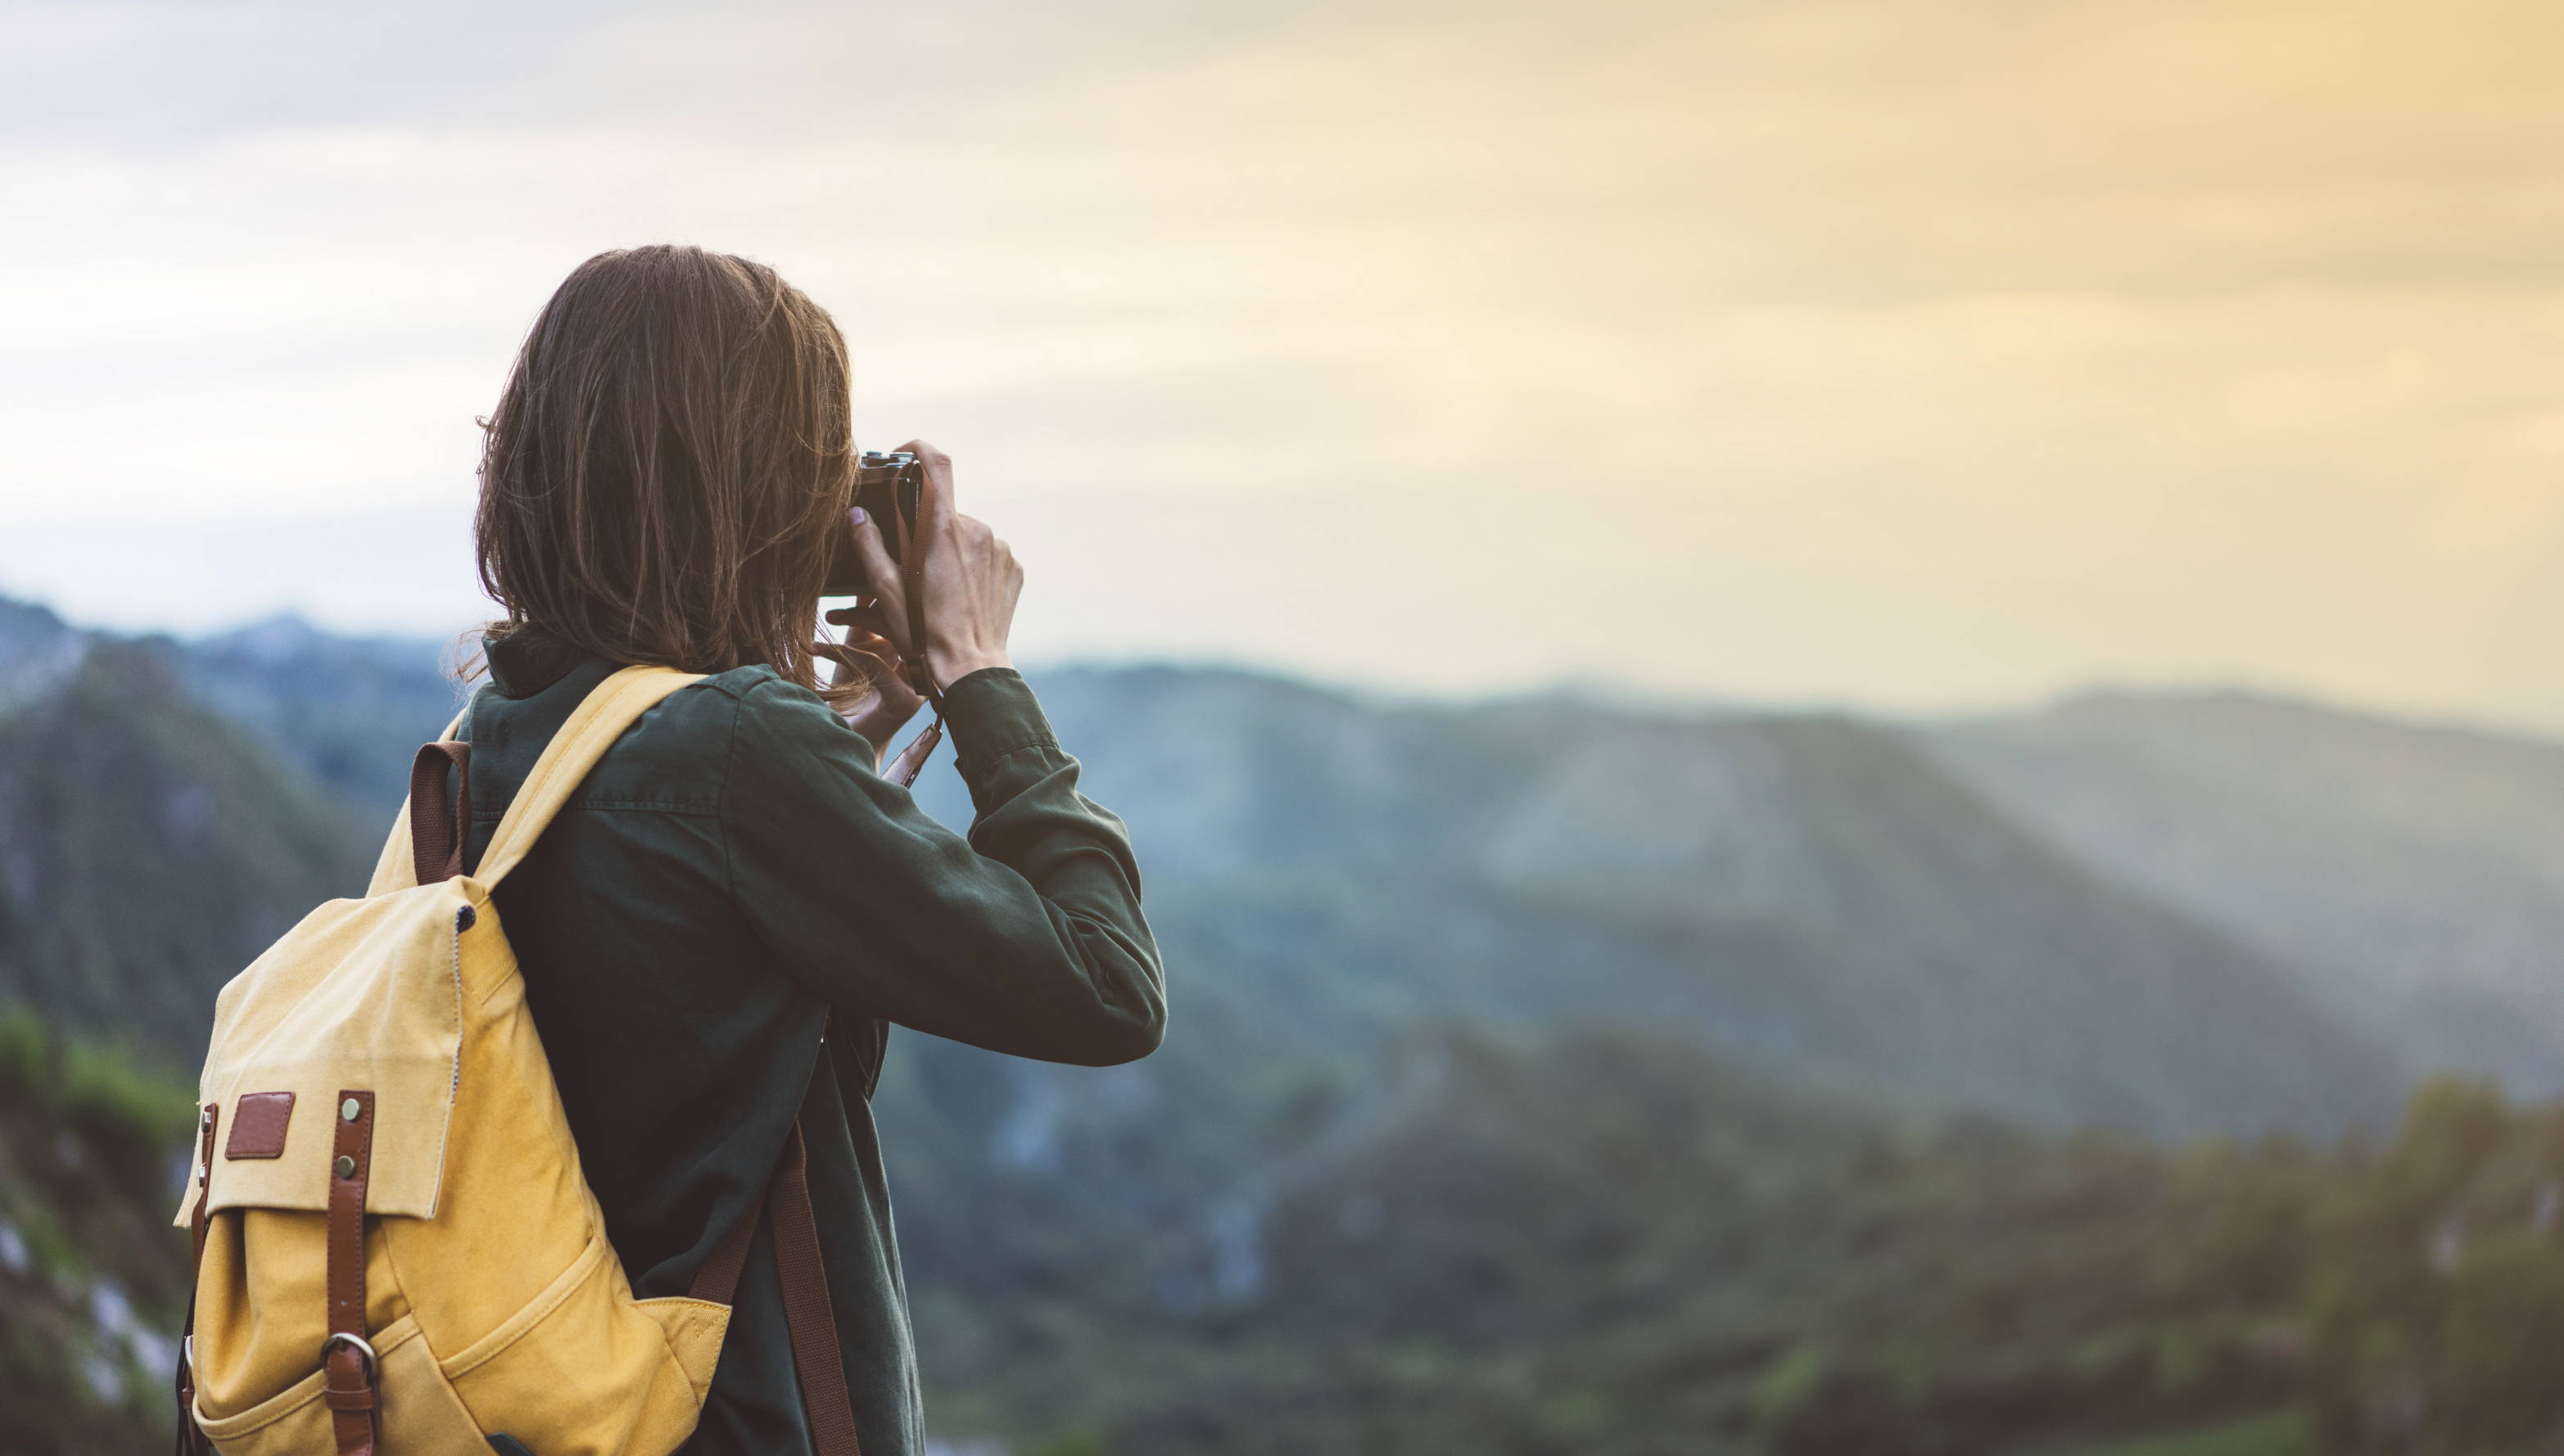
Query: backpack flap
178 882 481 1223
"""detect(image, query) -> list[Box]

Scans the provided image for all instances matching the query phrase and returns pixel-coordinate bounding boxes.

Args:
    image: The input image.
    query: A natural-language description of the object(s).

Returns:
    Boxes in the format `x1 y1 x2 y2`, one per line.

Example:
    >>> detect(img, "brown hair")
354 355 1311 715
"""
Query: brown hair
474 245 854 692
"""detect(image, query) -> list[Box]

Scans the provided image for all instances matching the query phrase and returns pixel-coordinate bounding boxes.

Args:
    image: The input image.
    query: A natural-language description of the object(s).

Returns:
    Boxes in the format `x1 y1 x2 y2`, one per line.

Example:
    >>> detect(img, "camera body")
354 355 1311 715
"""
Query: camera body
821 450 924 596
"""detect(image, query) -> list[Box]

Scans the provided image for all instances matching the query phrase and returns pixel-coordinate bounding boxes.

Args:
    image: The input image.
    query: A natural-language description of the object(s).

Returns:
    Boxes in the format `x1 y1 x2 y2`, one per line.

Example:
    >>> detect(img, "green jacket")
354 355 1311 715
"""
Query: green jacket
457 628 1166 1456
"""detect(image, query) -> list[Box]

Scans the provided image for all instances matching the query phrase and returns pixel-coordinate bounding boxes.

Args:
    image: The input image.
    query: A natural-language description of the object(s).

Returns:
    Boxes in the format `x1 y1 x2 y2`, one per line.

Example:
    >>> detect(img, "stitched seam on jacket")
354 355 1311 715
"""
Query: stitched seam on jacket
972 740 1064 777
689 665 779 703
999 736 1063 757
469 676 732 828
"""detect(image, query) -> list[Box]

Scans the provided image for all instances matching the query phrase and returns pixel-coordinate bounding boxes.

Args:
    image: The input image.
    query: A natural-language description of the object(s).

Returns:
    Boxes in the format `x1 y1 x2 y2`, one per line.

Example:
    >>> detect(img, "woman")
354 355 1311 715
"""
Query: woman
460 244 1166 1454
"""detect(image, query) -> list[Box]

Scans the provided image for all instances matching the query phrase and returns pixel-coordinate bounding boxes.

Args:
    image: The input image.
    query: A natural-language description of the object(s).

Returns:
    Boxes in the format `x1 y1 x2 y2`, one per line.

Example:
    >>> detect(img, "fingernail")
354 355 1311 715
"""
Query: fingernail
848 507 867 525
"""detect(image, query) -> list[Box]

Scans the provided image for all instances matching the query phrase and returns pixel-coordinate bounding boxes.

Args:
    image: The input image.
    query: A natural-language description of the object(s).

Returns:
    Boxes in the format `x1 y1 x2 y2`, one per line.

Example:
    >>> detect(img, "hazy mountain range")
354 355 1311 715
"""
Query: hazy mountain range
10 595 2564 1453
1928 693 2564 1094
2 599 2558 1129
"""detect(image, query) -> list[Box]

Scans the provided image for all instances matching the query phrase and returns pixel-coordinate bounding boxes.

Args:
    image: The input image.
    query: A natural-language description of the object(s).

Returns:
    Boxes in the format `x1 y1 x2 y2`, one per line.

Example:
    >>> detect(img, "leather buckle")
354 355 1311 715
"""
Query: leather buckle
321 1331 378 1379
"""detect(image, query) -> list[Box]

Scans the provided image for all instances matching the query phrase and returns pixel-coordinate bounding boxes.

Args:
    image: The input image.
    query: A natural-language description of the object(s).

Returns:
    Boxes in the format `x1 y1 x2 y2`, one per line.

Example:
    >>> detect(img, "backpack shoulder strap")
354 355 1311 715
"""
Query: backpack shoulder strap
365 702 473 896
366 666 704 896
687 1121 863 1456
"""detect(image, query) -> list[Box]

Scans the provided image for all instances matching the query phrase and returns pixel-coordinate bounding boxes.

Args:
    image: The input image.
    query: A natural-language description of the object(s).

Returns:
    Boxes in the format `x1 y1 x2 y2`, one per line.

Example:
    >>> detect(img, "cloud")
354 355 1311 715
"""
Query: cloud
3 0 2562 725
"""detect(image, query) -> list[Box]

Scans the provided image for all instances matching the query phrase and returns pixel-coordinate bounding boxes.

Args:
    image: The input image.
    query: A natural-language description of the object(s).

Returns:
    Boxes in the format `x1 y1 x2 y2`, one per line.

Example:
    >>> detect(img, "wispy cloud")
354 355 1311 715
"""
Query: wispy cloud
4 0 2562 720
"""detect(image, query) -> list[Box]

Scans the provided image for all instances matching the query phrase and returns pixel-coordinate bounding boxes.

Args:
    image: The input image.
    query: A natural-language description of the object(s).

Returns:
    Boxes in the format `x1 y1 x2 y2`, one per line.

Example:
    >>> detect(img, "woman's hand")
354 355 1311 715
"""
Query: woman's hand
841 440 1020 690
817 628 926 768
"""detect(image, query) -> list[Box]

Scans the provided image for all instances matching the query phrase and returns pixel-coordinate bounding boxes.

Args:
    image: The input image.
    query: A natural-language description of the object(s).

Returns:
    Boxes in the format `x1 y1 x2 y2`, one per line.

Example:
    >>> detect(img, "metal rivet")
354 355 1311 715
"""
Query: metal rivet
334 1155 356 1178
341 1097 361 1123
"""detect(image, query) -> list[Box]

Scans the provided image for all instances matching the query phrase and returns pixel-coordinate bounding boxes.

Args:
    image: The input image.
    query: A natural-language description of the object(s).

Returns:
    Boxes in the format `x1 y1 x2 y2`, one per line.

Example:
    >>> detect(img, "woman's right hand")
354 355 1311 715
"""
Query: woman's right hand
842 440 1021 690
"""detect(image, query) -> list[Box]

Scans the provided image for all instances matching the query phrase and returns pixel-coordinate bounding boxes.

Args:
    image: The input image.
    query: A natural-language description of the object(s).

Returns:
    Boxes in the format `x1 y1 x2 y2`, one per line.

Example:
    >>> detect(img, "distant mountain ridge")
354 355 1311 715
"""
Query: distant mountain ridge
7 608 2399 1133
0 631 369 1048
918 668 2398 1134
9 599 2561 1129
180 615 473 816
0 598 86 712
1930 690 2564 1094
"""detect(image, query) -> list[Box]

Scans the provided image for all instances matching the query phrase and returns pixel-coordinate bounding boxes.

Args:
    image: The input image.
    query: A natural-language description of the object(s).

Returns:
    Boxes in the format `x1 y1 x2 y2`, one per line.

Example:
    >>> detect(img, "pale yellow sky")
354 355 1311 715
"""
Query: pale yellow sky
4 0 2563 723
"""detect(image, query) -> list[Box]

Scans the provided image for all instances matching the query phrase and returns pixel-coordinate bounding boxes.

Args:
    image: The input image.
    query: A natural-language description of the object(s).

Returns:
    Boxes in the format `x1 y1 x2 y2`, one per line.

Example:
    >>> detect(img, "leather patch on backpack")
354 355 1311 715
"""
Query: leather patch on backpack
224 1092 296 1160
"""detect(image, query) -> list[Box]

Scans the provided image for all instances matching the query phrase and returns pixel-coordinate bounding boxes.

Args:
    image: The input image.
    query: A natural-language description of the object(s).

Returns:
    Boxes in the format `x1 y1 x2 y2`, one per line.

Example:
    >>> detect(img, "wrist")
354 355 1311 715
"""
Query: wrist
929 649 1013 685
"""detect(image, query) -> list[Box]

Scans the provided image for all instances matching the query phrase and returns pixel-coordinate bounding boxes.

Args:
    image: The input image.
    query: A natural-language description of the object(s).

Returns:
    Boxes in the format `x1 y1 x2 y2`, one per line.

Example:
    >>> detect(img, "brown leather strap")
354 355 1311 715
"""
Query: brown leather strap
173 1102 218 1455
323 1091 378 1456
408 742 473 884
770 1123 862 1456
884 488 945 789
687 1188 765 1306
884 719 943 788
681 1122 861 1454
894 502 944 708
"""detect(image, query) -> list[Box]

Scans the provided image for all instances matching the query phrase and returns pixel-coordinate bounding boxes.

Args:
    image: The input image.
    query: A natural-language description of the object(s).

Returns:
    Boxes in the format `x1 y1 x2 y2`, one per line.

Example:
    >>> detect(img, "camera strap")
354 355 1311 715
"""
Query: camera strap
883 496 946 788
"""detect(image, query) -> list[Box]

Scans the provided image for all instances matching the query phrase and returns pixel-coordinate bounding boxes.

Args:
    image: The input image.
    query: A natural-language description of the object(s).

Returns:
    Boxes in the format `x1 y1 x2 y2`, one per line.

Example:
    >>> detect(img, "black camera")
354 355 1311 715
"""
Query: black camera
821 450 925 596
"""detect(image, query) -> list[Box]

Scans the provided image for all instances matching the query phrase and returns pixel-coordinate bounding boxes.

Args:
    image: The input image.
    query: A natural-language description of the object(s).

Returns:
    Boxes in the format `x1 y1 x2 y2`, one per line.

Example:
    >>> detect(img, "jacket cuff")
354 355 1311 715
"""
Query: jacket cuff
942 668 1060 780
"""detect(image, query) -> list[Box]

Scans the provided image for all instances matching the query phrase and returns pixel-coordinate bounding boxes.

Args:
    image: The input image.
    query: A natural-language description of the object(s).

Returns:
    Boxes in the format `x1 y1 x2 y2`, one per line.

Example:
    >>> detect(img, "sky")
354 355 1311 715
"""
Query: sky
5 0 2564 725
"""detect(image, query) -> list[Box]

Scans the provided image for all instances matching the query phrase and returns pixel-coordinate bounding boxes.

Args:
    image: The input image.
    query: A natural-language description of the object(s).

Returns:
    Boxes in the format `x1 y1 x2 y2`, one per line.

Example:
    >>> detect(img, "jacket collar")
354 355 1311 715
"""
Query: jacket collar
482 626 599 699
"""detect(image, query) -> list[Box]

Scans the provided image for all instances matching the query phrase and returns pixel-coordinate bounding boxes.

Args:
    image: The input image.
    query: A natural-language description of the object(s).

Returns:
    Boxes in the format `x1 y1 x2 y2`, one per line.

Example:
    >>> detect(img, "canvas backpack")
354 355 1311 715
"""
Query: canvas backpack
171 665 862 1456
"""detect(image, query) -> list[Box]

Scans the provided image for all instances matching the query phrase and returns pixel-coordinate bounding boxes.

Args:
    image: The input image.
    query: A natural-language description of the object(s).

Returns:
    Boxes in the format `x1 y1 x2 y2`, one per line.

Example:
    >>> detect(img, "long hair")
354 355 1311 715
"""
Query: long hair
474 245 855 691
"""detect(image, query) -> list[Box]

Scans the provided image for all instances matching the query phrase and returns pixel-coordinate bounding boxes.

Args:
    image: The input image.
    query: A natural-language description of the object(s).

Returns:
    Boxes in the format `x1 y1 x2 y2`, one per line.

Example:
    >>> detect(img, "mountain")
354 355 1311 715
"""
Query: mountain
0 1012 193 1455
909 669 2399 1135
0 598 87 712
1929 690 2564 1094
902 1028 2564 1456
26 1004 2564 1456
180 615 473 817
0 636 373 1049
85 617 2393 1133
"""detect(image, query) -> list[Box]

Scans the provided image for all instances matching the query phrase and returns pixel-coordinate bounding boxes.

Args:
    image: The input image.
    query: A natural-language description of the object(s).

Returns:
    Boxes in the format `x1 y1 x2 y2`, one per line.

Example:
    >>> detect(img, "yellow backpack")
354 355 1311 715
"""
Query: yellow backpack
172 665 861 1456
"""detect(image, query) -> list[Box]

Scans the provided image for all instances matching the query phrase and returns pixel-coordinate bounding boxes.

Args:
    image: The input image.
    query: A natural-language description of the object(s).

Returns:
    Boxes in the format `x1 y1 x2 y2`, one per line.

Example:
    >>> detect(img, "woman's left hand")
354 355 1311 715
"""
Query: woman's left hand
817 627 925 768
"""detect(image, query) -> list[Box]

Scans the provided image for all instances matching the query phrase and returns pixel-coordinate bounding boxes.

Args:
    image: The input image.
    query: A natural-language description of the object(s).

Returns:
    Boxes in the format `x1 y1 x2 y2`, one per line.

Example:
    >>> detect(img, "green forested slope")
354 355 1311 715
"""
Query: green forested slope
903 1030 2564 1456
180 615 472 816
17 1006 2564 1456
0 1014 194 1454
0 638 373 1049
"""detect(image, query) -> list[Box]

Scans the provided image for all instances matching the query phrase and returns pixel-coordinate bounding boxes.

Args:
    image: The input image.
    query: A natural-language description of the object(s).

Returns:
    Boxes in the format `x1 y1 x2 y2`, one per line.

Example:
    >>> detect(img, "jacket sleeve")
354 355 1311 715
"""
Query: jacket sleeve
717 667 1166 1066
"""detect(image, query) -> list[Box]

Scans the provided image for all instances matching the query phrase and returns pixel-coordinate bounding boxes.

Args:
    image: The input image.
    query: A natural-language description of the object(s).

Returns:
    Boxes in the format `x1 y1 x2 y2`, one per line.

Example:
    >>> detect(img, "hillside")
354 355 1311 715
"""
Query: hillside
75 616 2398 1134
0 599 85 712
0 636 373 1049
909 669 2399 1134
180 615 473 816
903 1030 2564 1456
0 1014 194 1455
27 1005 2564 1456
1930 690 2564 1094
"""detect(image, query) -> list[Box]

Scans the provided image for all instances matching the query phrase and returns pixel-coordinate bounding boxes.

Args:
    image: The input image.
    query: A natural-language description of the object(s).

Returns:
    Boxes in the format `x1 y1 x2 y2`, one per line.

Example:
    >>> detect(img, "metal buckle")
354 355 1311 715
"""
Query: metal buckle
320 1332 378 1377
